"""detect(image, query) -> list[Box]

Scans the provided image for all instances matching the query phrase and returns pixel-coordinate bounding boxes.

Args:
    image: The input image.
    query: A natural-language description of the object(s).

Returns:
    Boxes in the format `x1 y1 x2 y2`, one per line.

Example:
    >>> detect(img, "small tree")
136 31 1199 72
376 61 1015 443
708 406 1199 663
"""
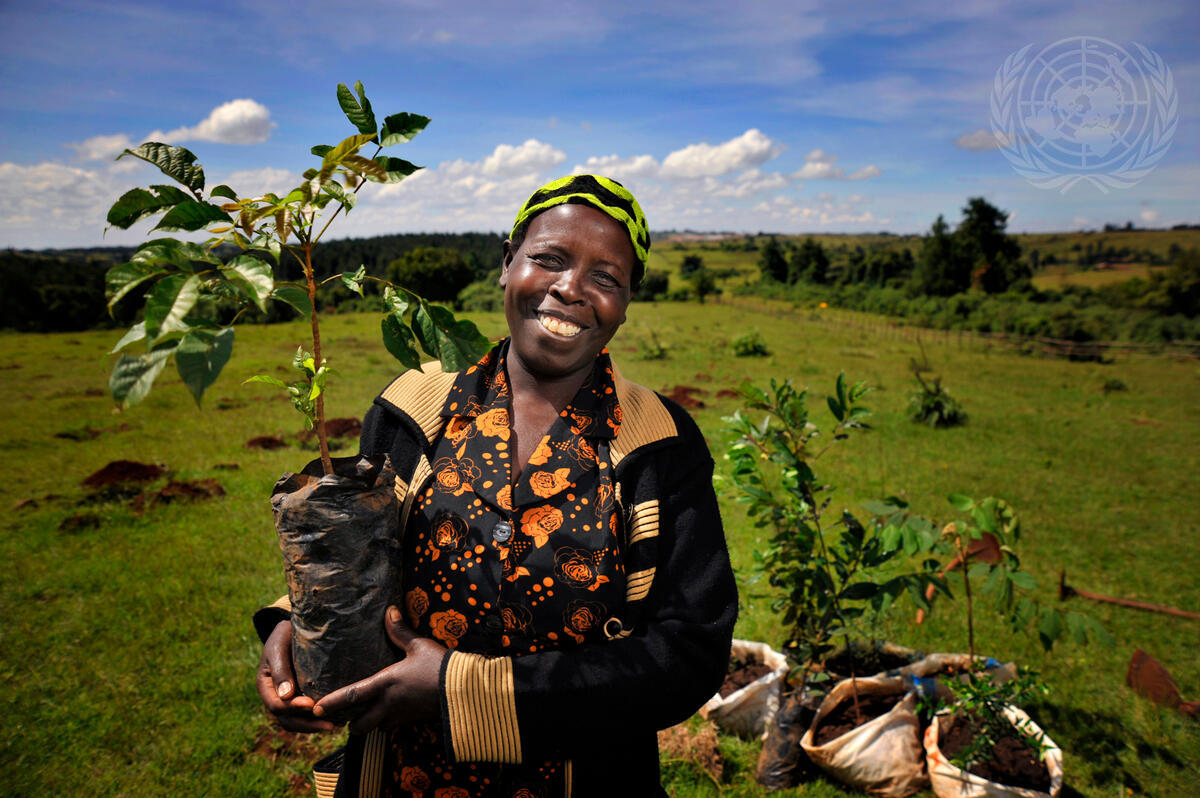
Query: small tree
787 237 830 285
910 215 969 297
103 81 490 475
679 253 705 277
689 267 717 303
725 376 935 679
958 197 1024 295
758 237 787 282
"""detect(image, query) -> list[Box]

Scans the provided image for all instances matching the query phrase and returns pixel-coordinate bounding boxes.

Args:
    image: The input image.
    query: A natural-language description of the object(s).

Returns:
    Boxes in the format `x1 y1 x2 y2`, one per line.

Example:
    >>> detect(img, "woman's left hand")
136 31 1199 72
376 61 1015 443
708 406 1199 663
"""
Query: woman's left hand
313 606 448 733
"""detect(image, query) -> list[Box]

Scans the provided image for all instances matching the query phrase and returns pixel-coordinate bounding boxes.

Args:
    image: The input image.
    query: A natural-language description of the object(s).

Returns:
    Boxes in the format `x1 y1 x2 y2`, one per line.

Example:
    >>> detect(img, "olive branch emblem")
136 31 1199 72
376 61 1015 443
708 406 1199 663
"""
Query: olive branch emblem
990 39 1178 194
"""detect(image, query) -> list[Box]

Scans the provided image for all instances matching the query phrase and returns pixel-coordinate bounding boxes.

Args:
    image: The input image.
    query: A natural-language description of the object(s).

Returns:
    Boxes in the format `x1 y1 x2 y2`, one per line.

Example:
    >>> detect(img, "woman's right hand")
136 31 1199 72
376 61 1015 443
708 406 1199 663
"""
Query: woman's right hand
256 620 337 733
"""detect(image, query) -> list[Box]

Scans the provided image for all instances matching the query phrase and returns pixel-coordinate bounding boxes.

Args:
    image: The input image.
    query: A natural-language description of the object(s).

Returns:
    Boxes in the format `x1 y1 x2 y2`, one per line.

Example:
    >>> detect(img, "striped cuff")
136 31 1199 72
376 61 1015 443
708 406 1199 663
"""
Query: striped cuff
442 651 523 764
252 594 293 643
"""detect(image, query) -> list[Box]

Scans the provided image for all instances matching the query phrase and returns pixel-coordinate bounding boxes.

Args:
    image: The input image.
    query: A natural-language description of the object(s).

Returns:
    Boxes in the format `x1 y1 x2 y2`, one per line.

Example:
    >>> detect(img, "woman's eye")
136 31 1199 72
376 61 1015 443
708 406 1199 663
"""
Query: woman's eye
594 271 620 288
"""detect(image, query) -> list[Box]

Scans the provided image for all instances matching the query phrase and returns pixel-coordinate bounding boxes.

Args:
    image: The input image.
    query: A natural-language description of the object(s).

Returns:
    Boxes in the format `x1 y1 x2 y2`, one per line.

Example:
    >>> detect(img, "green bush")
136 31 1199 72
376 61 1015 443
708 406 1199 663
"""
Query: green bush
732 330 770 357
909 369 968 428
457 279 504 312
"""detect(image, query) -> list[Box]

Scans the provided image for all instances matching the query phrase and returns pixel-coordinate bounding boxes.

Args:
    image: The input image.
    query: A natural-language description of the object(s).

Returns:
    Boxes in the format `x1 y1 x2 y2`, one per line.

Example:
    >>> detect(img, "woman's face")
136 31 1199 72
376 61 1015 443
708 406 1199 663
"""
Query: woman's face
500 203 635 382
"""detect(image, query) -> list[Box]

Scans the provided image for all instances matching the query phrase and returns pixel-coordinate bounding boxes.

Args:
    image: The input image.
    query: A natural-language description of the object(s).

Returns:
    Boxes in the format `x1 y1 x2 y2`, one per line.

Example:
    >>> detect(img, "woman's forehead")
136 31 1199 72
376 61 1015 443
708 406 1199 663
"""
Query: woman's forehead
523 205 637 267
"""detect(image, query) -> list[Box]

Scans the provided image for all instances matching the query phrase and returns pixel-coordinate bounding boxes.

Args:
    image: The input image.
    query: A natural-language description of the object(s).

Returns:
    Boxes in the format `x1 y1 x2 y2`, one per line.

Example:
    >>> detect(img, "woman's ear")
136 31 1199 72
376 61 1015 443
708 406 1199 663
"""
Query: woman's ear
499 239 515 288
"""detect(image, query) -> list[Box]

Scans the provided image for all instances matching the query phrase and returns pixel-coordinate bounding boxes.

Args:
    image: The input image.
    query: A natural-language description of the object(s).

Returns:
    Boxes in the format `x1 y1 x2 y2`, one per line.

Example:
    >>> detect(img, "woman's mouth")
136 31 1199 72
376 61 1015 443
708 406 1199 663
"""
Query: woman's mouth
538 312 582 338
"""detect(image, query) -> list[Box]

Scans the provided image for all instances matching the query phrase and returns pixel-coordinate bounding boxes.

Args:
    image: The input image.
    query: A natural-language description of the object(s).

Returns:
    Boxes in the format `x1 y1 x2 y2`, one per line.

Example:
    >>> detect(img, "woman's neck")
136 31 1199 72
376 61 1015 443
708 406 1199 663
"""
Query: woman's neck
503 348 593 483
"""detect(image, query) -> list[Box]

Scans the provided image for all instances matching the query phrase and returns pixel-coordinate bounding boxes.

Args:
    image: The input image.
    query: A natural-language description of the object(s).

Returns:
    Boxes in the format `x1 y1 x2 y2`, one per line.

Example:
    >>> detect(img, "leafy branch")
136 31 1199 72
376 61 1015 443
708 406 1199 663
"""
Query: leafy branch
104 81 490 474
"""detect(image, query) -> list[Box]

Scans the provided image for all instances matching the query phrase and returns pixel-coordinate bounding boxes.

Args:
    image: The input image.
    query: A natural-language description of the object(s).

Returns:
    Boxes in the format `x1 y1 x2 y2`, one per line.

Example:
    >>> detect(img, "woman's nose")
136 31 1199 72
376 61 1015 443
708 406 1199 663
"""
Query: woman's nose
549 266 585 304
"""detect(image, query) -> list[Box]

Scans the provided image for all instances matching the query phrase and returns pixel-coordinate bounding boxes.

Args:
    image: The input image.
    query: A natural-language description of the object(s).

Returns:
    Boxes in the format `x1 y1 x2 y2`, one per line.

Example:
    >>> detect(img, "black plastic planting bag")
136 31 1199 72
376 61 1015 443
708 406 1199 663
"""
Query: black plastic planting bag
271 454 401 701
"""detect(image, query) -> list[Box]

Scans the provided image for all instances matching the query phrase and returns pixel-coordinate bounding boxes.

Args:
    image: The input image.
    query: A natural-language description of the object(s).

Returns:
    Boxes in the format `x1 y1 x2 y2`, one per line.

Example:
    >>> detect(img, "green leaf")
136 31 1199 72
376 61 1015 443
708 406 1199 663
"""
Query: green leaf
311 144 333 158
342 265 366 297
209 184 238 200
106 185 191 229
109 347 173 407
826 395 844 422
105 261 164 310
412 301 490 371
244 374 290 389
152 200 230 232
379 112 431 145
144 274 202 341
840 582 878 600
336 81 377 136
221 255 275 312
862 499 898 516
1008 570 1037 590
271 284 312 319
1037 608 1065 650
948 493 975 512
132 238 221 269
383 285 413 318
836 372 848 409
174 328 234 405
118 142 205 193
967 562 993 581
381 315 422 370
371 155 421 183
109 322 147 354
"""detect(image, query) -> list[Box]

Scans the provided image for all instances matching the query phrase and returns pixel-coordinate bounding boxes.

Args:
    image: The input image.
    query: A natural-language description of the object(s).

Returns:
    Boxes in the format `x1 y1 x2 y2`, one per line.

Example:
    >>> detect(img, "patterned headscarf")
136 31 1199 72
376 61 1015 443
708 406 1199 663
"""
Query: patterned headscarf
510 174 650 288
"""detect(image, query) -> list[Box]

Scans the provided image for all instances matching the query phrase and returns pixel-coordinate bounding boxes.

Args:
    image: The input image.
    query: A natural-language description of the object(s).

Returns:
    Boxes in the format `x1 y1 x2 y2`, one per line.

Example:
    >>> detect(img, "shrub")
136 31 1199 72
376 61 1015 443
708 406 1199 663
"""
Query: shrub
909 366 968 428
457 278 504 312
732 330 770 357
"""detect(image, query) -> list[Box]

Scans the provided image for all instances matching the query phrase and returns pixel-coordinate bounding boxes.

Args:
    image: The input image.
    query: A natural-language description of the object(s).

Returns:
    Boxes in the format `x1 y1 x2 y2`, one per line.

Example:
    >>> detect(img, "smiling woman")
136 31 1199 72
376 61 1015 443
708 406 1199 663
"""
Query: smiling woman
254 174 738 798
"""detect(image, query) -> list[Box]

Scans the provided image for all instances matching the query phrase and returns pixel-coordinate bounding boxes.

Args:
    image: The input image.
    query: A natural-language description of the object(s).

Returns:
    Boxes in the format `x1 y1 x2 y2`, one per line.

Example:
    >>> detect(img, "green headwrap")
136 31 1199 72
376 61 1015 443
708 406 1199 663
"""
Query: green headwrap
510 174 650 288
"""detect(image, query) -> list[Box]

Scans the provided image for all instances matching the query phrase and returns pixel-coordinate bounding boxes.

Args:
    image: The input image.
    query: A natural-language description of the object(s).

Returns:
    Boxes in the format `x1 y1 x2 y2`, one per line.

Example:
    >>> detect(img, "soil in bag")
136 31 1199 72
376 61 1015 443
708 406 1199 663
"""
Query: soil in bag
937 713 1051 793
812 689 902 745
271 454 402 703
720 657 776 698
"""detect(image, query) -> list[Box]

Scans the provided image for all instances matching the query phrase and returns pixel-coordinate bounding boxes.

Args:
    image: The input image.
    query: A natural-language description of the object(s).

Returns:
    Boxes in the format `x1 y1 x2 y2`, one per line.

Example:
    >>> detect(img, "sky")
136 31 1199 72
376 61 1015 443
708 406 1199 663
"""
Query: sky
1 0 1196 249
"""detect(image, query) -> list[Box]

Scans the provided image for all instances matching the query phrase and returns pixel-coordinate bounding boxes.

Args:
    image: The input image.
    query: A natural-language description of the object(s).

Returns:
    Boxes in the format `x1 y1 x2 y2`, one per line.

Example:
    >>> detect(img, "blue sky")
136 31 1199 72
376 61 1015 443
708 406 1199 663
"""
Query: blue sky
1 0 1196 249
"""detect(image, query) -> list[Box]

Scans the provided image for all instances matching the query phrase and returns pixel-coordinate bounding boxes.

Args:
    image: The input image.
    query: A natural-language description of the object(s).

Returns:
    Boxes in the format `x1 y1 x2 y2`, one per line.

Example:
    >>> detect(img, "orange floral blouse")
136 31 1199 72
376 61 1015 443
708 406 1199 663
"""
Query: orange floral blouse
385 340 626 797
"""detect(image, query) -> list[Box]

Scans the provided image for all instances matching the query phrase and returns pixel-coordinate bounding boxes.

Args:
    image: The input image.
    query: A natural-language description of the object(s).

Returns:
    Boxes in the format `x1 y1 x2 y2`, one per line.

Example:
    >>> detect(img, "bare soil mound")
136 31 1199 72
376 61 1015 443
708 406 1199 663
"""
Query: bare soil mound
245 436 287 450
663 385 708 409
59 512 101 533
716 389 740 399
82 460 166 488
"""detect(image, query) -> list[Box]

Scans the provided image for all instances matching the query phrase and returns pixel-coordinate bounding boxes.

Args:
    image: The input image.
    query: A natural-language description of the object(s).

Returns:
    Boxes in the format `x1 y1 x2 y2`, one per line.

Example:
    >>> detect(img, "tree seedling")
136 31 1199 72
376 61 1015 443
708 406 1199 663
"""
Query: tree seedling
103 81 490 473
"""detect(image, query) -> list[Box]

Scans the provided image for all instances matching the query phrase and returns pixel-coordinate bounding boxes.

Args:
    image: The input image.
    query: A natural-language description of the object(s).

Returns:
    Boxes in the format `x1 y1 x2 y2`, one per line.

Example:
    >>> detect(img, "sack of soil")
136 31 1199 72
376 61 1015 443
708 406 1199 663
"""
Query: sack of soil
271 454 402 702
925 705 1063 798
800 675 928 798
823 641 924 681
700 638 788 739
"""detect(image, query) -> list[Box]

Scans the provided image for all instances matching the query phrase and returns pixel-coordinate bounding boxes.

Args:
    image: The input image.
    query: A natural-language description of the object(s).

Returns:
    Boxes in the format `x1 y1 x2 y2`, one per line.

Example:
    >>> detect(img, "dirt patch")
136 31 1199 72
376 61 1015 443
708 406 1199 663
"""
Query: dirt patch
813 690 900 746
719 658 775 698
246 435 288 450
216 397 245 410
938 712 1051 793
716 388 740 399
59 512 101 533
824 646 916 678
694 373 713 382
13 494 62 511
131 479 225 515
299 417 363 442
658 720 723 781
213 463 240 471
56 423 132 442
663 384 708 409
82 460 166 489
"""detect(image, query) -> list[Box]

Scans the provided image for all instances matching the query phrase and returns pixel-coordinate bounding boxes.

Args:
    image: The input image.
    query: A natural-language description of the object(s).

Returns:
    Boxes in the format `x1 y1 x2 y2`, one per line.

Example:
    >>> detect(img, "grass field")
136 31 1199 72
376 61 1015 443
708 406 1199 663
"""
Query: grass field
3 299 1199 796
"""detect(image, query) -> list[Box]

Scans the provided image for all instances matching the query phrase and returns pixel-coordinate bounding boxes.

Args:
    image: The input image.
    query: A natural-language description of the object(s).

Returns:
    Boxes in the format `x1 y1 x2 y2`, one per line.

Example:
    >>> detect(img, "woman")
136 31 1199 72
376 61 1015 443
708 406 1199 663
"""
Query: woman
256 174 737 797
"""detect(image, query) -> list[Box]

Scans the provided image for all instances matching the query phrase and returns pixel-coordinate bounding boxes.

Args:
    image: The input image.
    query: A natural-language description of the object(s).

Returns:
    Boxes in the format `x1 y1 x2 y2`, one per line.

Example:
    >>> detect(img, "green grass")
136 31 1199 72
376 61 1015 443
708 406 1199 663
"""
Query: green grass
3 301 1199 796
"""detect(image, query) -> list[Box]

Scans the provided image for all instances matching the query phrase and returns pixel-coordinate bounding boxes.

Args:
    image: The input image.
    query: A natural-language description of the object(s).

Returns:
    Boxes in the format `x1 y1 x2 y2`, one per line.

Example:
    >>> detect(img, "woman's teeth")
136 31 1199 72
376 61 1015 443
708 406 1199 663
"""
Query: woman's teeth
539 314 581 337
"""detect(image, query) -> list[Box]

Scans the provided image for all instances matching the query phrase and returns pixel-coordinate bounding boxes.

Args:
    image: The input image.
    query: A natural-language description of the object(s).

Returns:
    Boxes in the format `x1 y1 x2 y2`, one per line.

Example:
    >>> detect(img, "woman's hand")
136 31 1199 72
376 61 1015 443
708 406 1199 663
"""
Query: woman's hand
313 606 448 733
256 620 337 733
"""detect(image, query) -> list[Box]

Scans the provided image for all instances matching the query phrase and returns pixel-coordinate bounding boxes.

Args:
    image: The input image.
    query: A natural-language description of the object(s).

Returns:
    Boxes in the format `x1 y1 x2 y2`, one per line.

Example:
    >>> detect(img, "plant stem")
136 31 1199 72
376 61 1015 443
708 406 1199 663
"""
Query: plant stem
302 238 332 475
957 532 975 660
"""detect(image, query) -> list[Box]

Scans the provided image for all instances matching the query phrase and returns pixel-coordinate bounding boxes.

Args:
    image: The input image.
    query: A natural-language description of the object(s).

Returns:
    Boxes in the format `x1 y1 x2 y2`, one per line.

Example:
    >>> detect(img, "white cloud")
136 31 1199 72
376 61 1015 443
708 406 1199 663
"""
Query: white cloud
848 165 882 180
660 129 783 178
572 154 661 180
955 129 1009 152
155 99 274 145
220 168 300 198
480 139 566 178
793 149 881 181
1140 209 1160 224
0 161 147 247
68 133 136 162
705 168 790 198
